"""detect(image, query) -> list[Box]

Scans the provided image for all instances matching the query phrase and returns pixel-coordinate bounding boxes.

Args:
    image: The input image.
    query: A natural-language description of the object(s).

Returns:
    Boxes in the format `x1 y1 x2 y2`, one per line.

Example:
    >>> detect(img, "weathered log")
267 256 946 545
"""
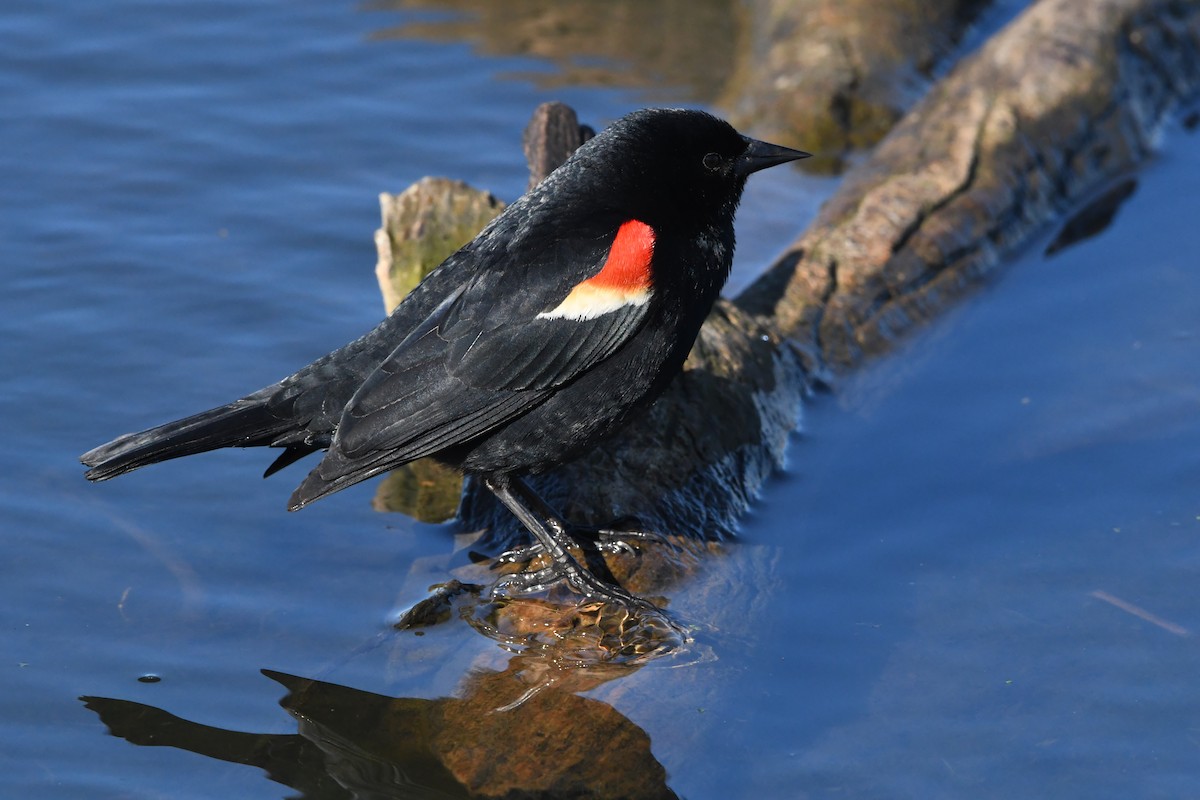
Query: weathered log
522 101 593 191
374 177 504 315
739 0 1200 372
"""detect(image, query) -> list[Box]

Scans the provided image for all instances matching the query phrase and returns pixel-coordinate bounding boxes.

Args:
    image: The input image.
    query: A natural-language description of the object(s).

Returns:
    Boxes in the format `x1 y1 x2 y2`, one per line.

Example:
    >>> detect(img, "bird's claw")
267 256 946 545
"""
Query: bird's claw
490 556 658 617
593 525 669 554
490 565 562 597
494 523 665 565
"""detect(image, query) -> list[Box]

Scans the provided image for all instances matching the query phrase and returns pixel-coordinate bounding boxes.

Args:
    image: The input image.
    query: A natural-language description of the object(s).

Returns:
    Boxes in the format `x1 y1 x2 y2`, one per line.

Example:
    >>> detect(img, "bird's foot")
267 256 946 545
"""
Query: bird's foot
490 550 650 611
479 474 689 651
495 519 668 564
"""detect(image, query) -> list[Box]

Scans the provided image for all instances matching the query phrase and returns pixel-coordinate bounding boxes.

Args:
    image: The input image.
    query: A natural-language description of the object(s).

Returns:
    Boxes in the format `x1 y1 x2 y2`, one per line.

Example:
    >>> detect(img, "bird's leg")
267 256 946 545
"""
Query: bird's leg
482 474 657 610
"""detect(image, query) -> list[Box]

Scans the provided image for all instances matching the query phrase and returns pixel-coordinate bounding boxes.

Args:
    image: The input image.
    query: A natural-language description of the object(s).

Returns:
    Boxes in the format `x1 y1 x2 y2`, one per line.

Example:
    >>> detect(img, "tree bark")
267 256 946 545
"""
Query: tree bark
739 0 1200 373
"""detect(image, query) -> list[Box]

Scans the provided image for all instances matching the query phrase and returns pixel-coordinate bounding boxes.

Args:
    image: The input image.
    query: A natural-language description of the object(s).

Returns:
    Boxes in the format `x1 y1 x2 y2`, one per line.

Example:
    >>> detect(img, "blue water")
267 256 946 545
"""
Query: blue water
4 1 1199 798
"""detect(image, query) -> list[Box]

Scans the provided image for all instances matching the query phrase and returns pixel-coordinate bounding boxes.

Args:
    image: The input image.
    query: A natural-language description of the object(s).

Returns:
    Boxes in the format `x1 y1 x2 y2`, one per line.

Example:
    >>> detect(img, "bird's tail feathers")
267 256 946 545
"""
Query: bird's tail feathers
287 450 400 512
81 398 292 482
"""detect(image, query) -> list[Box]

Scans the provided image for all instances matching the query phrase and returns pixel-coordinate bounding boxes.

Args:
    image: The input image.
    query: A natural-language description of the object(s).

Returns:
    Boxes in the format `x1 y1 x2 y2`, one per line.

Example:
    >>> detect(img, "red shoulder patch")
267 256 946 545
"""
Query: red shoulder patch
583 219 656 292
535 219 656 321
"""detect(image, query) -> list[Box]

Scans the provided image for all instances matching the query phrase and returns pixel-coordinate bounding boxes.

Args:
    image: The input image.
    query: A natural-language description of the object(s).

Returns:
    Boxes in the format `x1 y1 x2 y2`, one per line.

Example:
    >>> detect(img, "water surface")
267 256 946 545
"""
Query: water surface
2 2 1198 798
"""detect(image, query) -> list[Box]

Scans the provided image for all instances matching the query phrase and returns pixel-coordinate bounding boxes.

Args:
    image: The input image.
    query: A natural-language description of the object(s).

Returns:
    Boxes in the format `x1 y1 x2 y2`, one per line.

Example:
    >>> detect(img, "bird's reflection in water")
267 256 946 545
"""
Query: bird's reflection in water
82 594 688 800
81 525 714 797
83 660 679 799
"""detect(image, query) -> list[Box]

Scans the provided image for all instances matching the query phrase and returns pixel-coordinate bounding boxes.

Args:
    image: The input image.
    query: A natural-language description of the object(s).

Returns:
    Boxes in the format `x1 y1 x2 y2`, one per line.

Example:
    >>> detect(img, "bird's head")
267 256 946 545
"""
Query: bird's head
548 108 810 235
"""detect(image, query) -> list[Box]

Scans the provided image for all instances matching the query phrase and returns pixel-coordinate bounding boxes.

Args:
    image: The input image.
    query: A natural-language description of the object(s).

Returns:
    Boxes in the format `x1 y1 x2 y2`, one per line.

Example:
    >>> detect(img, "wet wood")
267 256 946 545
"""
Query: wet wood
522 101 593 190
374 177 504 315
739 0 1200 373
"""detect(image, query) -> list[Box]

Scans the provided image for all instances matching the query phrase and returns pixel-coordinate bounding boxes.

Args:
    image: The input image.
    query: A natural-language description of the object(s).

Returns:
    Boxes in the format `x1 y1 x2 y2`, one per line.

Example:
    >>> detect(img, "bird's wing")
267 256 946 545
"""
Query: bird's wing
287 312 549 509
443 217 658 391
288 220 658 508
332 323 548 465
340 220 657 458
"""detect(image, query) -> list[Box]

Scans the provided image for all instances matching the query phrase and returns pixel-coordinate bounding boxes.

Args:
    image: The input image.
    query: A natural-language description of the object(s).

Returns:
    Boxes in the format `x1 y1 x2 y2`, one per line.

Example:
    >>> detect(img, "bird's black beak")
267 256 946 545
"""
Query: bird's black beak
734 136 811 176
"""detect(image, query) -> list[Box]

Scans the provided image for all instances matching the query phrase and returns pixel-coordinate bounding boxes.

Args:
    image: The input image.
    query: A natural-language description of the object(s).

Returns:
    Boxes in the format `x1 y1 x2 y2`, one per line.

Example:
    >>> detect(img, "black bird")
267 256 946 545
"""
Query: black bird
82 108 808 606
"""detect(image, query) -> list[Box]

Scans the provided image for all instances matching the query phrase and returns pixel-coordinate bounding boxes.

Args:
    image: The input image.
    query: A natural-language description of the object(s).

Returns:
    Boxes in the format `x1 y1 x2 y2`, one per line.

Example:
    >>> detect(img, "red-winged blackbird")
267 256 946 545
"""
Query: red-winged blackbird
82 108 808 606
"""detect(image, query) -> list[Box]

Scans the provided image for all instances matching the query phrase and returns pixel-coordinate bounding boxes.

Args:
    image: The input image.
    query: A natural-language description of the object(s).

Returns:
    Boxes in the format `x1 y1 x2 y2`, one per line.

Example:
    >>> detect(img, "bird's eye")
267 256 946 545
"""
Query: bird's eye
702 152 722 171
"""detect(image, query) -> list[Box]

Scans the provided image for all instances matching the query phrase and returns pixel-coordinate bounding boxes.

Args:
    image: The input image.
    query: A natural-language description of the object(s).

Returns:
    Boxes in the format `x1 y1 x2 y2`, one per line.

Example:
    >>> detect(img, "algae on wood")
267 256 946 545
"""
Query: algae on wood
374 177 504 315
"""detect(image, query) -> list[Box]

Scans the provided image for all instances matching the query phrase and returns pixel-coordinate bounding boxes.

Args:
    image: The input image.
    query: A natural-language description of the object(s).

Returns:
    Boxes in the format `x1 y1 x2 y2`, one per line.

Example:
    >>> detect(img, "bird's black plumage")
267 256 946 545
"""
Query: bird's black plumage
82 108 808 602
